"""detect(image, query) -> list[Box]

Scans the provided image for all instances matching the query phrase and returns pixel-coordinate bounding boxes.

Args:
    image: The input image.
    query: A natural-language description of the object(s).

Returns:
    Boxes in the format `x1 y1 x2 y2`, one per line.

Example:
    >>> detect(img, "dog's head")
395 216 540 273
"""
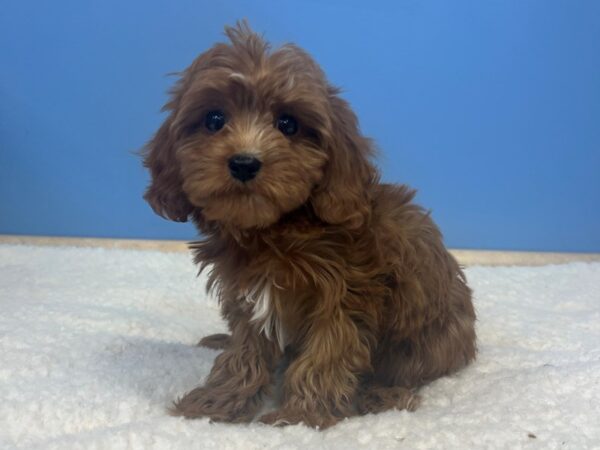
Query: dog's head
143 22 376 230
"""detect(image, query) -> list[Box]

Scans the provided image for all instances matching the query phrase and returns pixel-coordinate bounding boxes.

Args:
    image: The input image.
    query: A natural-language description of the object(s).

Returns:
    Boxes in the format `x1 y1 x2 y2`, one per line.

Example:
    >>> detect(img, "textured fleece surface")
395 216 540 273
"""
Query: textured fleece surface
1 244 599 449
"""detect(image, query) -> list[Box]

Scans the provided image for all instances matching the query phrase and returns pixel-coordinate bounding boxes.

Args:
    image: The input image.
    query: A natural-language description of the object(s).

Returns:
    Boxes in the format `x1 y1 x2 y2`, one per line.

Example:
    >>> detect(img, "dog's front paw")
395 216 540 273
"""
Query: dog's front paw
259 408 340 429
171 385 257 423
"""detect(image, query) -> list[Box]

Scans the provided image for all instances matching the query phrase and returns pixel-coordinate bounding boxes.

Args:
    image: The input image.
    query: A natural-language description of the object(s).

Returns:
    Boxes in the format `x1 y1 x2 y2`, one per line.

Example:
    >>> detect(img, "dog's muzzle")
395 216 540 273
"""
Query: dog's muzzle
228 154 262 182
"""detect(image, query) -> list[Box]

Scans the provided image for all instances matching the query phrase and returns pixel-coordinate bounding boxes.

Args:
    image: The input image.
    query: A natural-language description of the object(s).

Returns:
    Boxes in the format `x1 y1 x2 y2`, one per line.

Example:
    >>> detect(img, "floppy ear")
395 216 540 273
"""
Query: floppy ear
142 115 193 222
310 89 377 229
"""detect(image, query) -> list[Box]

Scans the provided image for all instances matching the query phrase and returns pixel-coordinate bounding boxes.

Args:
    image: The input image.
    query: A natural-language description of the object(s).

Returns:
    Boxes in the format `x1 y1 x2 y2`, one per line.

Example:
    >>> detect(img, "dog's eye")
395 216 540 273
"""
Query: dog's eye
204 110 226 132
276 114 298 136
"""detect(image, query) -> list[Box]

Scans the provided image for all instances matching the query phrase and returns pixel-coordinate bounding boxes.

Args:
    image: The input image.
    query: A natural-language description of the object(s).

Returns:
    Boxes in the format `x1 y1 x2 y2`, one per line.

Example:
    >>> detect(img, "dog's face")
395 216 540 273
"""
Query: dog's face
143 23 375 230
172 38 332 229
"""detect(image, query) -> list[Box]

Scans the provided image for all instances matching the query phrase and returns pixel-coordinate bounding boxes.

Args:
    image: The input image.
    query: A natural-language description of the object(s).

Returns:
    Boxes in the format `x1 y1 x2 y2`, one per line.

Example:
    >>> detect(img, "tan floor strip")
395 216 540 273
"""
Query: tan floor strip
1 234 598 266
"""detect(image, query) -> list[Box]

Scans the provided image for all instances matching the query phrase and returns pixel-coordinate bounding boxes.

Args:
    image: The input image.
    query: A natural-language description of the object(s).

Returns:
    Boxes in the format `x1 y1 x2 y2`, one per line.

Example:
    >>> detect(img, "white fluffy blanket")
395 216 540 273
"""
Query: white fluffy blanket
1 244 599 449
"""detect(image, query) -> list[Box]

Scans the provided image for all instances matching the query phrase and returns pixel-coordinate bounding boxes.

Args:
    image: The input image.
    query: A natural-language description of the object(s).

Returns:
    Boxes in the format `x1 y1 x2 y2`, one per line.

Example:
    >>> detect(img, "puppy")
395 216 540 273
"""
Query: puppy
142 22 476 429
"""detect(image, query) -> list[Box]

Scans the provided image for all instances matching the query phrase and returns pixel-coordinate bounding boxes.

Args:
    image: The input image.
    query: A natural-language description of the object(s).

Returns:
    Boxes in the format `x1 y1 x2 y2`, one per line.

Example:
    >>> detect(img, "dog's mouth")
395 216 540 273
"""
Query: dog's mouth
197 191 286 229
187 174 316 230
181 150 322 229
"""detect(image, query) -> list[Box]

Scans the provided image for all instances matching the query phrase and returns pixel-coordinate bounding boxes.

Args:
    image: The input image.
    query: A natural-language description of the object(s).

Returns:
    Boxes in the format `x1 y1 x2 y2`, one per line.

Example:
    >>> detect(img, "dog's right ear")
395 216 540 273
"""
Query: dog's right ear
142 114 193 222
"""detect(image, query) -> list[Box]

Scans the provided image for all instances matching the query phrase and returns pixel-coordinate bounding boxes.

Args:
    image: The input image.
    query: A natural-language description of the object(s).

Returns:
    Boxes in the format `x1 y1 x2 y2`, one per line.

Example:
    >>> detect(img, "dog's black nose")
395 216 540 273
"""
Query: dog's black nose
228 154 262 182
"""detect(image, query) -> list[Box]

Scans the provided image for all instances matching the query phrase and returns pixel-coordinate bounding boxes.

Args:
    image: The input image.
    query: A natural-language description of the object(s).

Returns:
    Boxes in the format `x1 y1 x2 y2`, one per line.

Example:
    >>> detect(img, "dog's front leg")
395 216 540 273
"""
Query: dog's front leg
260 306 371 429
173 319 279 423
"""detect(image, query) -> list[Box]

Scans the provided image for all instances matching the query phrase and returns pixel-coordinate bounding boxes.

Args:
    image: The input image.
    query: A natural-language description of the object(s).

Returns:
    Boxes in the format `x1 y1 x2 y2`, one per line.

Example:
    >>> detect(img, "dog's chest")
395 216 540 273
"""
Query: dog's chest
243 278 287 350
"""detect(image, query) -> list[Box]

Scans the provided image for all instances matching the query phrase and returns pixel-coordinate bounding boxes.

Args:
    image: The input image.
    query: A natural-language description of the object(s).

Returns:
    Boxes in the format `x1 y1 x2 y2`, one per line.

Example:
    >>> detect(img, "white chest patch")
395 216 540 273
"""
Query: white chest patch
243 280 285 351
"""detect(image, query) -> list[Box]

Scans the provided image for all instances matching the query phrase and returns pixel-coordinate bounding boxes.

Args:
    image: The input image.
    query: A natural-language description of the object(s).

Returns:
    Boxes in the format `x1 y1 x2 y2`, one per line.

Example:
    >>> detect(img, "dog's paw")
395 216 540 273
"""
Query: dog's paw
170 386 256 423
357 385 421 415
170 386 219 419
259 408 339 430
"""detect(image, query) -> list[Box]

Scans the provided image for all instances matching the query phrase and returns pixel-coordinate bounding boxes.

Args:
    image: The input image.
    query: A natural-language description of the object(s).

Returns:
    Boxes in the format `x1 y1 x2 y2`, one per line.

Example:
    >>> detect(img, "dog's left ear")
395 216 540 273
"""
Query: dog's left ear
310 89 377 229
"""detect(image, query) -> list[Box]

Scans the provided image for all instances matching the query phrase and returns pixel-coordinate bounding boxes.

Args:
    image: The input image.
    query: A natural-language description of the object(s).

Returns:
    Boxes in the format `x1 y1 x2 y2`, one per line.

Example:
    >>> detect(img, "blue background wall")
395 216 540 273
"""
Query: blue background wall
1 0 599 252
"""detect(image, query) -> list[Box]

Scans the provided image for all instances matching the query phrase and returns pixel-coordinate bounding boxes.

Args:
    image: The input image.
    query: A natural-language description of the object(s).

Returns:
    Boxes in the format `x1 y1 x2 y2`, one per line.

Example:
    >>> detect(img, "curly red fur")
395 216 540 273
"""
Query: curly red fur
143 21 476 429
